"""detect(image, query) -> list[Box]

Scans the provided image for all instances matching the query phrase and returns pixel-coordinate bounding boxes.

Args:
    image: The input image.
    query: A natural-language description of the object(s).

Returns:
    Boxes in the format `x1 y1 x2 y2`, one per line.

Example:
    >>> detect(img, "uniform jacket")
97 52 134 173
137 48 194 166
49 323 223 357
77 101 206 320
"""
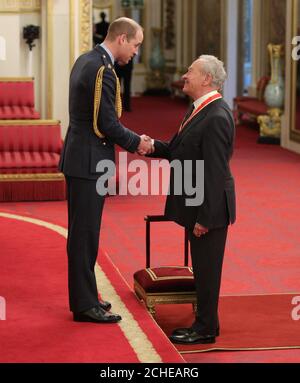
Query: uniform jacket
149 98 236 230
59 45 140 179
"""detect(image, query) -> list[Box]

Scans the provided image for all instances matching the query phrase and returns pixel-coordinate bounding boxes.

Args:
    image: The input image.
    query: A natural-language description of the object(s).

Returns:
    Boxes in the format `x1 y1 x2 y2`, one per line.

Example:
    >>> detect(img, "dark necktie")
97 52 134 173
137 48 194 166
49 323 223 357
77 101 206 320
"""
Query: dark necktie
179 104 195 132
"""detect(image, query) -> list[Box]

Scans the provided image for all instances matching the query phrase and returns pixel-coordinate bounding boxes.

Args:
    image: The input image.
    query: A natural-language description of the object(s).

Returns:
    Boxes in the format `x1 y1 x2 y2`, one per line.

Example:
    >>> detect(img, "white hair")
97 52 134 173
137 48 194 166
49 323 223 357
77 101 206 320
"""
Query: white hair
197 55 227 90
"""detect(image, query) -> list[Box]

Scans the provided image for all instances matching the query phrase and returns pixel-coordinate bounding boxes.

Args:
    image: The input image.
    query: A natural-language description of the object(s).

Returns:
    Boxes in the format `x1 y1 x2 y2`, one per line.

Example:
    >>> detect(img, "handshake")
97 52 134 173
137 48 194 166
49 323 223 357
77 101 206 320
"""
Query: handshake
136 134 155 156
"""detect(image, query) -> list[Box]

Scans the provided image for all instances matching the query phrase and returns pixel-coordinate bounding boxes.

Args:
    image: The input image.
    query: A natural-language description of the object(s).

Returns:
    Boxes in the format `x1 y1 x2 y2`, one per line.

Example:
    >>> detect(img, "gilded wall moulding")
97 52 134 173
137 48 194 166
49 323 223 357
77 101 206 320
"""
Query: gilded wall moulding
93 0 112 8
0 0 40 12
80 0 92 53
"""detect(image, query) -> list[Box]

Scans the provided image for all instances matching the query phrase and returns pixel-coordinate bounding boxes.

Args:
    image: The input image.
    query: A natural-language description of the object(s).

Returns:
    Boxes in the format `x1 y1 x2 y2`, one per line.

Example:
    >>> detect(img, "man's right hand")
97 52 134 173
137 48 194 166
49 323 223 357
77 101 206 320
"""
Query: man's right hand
137 134 154 155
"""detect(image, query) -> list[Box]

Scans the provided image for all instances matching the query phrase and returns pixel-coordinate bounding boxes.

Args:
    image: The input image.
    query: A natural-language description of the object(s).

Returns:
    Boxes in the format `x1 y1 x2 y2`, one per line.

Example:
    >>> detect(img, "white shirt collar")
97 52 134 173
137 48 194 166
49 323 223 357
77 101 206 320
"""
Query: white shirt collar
100 43 115 65
193 90 220 110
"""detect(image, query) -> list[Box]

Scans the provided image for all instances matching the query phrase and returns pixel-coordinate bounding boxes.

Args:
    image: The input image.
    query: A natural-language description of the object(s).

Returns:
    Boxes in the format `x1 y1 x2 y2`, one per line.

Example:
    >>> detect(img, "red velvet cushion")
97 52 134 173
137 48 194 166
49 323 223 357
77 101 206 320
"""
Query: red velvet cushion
0 106 40 119
0 81 34 107
0 124 62 153
233 96 257 103
134 266 195 293
0 152 60 168
237 100 268 115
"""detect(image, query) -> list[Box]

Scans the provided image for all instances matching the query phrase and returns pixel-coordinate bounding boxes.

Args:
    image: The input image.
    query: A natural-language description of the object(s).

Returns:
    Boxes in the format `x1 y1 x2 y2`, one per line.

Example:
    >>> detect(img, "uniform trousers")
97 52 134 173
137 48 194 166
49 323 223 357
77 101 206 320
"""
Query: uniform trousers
66 176 105 313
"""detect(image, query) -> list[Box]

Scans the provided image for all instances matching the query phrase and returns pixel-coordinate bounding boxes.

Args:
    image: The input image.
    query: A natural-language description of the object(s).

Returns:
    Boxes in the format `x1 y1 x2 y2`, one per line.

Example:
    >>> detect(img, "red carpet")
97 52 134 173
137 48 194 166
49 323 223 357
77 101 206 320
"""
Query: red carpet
0 214 183 363
1 96 300 362
155 294 300 353
94 97 300 297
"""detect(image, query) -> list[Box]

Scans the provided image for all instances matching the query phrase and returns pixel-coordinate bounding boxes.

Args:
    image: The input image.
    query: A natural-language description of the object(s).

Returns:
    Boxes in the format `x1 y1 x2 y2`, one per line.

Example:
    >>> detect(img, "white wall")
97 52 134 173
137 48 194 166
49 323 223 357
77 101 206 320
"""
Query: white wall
0 13 41 112
0 15 21 76
52 0 70 136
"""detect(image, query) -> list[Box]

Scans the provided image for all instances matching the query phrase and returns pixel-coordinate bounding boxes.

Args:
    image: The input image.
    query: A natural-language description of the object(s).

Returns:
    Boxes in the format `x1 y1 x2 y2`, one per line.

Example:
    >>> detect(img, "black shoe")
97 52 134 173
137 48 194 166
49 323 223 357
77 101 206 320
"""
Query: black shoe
98 299 112 312
169 328 215 344
172 326 219 337
73 306 121 323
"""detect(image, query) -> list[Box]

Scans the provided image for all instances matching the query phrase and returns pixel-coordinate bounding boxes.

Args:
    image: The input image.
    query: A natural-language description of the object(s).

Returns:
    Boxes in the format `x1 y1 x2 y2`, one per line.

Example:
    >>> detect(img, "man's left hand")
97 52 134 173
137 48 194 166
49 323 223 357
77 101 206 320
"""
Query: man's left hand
193 223 208 237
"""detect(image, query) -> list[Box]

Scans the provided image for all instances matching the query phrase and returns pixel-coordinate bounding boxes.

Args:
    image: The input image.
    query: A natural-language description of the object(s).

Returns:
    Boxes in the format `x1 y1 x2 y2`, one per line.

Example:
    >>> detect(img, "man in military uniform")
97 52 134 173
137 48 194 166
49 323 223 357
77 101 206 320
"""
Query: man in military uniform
59 17 150 323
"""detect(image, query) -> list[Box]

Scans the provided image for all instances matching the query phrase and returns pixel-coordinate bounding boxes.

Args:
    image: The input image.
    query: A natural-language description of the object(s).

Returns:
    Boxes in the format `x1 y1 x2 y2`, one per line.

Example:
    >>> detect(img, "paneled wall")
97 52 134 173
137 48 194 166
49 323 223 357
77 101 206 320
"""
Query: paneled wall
0 1 41 111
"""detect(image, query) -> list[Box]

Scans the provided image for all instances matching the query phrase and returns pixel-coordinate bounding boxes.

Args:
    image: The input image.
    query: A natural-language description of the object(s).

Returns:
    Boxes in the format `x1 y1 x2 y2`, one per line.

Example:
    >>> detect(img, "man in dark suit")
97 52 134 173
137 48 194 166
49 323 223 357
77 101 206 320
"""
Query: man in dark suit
93 12 110 45
115 58 134 111
146 55 236 344
59 17 151 324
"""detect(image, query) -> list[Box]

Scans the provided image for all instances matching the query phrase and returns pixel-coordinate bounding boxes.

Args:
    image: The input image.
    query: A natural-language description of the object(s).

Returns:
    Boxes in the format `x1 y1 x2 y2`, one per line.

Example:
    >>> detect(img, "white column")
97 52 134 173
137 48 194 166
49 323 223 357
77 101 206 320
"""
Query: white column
249 0 262 96
223 0 238 109
0 14 21 74
191 0 197 61
182 0 189 69
175 0 183 77
70 0 81 65
52 0 71 136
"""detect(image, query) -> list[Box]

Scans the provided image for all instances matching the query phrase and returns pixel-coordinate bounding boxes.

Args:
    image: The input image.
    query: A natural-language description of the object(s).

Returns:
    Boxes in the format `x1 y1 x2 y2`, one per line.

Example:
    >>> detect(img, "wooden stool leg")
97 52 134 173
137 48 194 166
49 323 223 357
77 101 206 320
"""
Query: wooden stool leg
148 304 156 316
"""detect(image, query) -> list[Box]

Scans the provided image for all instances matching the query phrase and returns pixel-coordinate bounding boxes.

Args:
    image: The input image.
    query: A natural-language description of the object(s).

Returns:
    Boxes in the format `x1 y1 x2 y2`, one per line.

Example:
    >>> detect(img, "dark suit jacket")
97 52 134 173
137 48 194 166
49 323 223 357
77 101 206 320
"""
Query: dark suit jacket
115 58 134 78
94 21 109 44
59 45 140 179
149 98 236 230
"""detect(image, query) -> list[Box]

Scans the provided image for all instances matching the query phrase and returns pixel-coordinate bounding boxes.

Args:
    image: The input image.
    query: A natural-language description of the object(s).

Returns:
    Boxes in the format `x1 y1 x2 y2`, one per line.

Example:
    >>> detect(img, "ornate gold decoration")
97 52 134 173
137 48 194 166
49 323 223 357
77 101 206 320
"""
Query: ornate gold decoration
146 267 193 281
80 0 92 54
134 280 197 317
0 119 60 125
0 0 40 12
0 77 34 81
0 173 65 182
112 68 122 118
93 66 122 138
267 44 284 85
258 43 284 141
93 66 106 138
257 108 282 138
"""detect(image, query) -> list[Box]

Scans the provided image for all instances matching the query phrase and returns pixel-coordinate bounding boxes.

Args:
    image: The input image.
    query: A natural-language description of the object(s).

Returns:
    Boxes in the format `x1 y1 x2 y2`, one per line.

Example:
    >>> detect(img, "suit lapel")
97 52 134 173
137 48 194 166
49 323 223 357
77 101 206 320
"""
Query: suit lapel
170 107 209 149
170 99 223 149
